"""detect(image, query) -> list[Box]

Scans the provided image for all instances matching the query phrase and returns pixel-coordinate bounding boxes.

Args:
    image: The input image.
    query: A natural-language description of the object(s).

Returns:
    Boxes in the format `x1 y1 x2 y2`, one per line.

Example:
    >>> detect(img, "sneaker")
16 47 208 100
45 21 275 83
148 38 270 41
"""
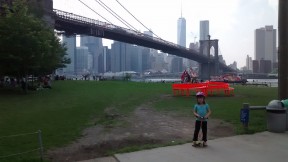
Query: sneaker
202 141 207 147
192 141 198 146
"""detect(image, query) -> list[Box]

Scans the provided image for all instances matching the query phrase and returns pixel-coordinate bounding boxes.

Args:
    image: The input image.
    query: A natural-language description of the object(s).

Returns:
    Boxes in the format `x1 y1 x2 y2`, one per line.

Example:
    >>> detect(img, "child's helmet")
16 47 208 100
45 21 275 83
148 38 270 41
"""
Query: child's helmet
196 92 205 98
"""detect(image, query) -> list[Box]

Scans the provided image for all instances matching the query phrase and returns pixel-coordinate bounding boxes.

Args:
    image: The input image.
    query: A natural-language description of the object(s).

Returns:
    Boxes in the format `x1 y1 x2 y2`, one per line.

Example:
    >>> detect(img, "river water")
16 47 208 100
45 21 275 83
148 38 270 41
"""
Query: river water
247 79 278 87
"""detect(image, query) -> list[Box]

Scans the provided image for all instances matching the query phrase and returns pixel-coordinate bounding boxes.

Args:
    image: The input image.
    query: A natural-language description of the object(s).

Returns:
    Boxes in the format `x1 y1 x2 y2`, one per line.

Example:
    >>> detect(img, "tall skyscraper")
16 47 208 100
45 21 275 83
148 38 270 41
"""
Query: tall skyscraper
98 46 111 73
142 48 151 72
254 26 277 64
246 55 253 71
62 35 76 75
131 46 143 73
80 36 103 74
177 17 186 47
111 41 132 72
175 14 186 72
75 47 91 75
200 20 209 41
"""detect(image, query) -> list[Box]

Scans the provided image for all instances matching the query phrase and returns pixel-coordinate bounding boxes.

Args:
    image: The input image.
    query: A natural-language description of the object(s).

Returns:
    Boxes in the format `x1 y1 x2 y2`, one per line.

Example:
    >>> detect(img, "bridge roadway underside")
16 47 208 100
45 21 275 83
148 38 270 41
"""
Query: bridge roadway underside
54 17 234 74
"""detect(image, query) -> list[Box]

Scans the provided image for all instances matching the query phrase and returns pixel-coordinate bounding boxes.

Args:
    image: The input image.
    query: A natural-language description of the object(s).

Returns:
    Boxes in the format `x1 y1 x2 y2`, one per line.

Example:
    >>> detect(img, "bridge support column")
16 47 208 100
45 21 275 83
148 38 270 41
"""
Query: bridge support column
200 62 220 80
200 63 210 80
42 0 54 28
213 39 219 76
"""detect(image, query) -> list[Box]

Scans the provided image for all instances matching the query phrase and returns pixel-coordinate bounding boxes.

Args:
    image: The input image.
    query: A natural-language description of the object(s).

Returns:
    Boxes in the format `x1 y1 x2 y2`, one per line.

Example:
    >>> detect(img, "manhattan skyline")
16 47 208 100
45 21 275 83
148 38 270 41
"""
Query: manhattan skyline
54 0 278 67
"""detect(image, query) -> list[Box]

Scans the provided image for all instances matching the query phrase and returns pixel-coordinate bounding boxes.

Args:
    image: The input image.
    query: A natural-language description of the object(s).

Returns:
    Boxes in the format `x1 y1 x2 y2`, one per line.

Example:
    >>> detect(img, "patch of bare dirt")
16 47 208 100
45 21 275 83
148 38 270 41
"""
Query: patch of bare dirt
47 96 235 161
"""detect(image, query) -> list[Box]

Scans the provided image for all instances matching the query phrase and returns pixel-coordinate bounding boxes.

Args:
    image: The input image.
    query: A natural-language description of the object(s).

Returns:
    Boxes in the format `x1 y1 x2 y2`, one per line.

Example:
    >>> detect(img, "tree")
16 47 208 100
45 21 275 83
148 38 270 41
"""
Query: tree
0 0 69 78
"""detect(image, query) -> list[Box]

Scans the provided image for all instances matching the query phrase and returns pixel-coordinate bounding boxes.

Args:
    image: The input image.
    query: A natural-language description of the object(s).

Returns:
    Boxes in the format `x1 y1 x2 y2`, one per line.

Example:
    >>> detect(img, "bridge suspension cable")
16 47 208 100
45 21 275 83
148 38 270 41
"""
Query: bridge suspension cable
115 0 161 39
95 0 139 31
77 0 112 24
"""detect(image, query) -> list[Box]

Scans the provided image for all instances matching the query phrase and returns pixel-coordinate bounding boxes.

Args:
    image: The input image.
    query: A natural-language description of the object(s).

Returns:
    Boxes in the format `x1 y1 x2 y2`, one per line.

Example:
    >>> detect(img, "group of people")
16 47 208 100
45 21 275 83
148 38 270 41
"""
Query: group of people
38 76 52 89
181 69 198 83
0 77 27 89
0 76 52 90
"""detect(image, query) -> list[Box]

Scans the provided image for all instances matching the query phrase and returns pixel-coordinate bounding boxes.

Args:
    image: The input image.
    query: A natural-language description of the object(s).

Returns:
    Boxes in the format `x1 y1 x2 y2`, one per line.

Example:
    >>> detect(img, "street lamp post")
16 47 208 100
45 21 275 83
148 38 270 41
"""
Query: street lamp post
278 0 288 100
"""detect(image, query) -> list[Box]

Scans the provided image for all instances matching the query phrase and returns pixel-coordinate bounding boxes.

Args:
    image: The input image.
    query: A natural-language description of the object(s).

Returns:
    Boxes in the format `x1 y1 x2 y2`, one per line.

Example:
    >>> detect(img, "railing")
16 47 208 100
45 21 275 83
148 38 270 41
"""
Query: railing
53 9 199 53
52 9 235 71
240 103 266 128
0 130 44 161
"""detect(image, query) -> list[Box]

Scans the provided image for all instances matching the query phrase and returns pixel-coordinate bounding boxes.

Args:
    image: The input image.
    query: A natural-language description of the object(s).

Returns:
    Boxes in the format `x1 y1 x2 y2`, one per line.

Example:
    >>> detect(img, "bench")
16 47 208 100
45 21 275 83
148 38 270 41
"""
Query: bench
172 83 208 96
206 82 234 96
172 81 234 97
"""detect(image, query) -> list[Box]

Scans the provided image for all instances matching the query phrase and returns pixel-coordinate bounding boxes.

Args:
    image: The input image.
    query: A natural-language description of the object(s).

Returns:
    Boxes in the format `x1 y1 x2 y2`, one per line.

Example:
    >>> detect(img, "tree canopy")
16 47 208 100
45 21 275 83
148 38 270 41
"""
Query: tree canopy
0 0 69 77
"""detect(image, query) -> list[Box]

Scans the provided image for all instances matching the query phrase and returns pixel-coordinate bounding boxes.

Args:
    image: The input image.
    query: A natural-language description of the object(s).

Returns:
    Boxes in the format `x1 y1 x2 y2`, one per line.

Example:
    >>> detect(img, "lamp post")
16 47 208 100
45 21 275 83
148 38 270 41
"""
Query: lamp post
278 0 288 99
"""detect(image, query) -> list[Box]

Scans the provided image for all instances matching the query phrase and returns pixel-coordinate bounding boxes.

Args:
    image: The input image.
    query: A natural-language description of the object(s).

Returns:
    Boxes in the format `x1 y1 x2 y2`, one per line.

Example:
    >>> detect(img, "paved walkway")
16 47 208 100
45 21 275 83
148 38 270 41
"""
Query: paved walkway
79 157 117 162
79 131 288 162
114 131 288 162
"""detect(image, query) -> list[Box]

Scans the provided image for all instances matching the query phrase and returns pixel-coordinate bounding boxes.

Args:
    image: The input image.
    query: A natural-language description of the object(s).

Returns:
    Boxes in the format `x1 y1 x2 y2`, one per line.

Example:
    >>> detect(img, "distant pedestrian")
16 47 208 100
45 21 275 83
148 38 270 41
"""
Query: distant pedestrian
43 76 52 89
21 78 26 90
192 92 211 147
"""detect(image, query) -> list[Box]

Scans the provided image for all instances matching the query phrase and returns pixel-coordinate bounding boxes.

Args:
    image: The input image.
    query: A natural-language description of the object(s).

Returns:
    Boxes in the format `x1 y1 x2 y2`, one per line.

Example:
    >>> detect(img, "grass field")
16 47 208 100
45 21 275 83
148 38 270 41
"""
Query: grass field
153 85 277 134
0 81 277 161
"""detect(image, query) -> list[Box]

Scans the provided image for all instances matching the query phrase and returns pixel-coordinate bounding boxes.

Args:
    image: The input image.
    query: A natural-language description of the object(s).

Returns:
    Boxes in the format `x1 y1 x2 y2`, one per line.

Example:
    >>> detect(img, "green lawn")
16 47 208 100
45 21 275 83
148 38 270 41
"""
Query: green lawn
153 85 278 134
0 81 277 161
0 81 170 161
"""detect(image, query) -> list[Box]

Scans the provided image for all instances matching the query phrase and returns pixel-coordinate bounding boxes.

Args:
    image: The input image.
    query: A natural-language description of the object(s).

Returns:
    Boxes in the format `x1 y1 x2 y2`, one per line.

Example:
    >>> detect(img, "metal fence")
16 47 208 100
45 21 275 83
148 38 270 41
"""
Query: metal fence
0 130 44 161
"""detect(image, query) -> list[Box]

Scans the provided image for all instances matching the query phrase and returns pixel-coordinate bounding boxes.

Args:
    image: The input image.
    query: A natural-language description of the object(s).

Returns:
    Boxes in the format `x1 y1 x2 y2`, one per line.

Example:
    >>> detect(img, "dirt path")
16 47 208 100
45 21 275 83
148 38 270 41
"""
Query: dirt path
47 99 235 161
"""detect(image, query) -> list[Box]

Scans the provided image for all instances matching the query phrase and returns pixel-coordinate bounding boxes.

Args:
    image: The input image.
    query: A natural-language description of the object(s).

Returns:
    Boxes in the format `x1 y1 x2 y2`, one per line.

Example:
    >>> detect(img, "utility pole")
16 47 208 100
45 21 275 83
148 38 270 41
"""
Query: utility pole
208 35 211 80
278 0 288 100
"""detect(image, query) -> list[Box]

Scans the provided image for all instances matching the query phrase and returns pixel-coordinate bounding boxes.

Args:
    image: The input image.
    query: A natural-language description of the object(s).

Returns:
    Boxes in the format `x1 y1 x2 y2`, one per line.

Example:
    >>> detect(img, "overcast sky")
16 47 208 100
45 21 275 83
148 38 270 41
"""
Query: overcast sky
53 0 278 67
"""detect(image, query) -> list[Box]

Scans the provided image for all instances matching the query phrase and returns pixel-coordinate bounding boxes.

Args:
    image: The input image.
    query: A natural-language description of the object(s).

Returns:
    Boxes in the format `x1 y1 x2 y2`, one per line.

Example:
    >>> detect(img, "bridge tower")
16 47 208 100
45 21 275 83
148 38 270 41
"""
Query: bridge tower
41 0 54 27
199 39 220 80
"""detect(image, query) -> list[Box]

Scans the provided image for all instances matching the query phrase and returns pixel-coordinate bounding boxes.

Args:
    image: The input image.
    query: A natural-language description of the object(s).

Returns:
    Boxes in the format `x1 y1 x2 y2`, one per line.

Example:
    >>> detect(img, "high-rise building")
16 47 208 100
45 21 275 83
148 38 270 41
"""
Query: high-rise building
189 42 199 51
98 46 111 73
150 53 166 72
62 35 76 75
259 59 272 73
80 36 103 74
143 31 157 54
254 26 277 66
200 20 210 56
175 16 186 72
171 57 183 73
252 60 259 73
142 48 151 72
177 18 186 47
105 47 111 72
246 55 253 71
228 61 237 70
200 20 209 41
75 47 90 75
131 46 143 73
111 41 133 72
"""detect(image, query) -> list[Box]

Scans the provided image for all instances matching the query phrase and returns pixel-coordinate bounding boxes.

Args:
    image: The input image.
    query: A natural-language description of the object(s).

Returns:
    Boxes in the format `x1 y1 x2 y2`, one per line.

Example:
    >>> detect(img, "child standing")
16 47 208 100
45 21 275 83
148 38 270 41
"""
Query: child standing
192 92 211 146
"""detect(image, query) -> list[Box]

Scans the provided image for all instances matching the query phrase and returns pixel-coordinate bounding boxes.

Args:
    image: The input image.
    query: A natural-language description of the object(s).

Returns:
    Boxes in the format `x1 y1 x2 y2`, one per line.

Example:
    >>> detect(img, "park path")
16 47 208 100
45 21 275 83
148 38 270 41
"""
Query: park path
79 131 288 162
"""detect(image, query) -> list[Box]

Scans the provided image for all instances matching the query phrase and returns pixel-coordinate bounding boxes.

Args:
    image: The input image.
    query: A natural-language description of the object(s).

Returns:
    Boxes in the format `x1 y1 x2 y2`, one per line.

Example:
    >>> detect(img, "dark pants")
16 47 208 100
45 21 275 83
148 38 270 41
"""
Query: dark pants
193 120 207 142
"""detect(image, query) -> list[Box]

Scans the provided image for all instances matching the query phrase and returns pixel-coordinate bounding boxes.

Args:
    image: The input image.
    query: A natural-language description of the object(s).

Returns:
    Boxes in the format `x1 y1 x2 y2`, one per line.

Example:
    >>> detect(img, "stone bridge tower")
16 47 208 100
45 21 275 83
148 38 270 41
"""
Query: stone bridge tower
41 0 54 27
199 39 220 80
